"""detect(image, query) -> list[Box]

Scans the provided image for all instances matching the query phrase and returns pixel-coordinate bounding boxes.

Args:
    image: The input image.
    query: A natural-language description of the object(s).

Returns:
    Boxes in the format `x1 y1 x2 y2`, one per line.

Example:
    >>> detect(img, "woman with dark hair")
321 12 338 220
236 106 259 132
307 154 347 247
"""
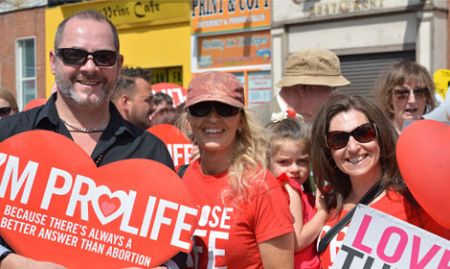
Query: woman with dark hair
181 71 294 268
310 94 449 268
0 88 19 119
375 60 436 133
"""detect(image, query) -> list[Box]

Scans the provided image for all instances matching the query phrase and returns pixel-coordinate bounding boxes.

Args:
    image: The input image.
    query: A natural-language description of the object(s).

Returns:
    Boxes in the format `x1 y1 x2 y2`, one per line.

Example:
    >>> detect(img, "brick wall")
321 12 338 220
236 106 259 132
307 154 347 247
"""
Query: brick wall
448 9 450 68
0 8 46 108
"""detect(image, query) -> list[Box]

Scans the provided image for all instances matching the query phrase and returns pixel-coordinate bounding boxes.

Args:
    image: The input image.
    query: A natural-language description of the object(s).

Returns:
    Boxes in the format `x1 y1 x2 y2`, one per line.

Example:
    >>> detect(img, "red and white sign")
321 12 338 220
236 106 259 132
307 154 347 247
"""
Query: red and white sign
331 205 450 269
151 83 187 107
0 130 198 268
148 124 194 167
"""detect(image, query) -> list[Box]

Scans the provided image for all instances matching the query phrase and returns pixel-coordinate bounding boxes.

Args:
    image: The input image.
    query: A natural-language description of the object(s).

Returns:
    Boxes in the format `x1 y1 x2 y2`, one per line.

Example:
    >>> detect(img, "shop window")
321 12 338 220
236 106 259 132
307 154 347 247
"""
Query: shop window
231 70 272 107
247 71 272 106
16 38 36 110
151 66 183 86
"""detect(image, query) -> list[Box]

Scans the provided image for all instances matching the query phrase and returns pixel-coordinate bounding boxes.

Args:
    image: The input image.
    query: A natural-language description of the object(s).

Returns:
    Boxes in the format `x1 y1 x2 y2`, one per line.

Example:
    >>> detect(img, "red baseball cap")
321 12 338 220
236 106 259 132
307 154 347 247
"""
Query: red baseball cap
186 72 244 108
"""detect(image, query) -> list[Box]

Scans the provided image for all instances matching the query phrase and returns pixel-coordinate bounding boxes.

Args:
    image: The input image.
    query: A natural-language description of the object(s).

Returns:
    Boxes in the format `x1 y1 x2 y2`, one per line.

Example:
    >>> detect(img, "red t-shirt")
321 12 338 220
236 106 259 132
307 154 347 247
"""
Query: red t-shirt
279 175 320 269
318 190 450 269
183 160 293 269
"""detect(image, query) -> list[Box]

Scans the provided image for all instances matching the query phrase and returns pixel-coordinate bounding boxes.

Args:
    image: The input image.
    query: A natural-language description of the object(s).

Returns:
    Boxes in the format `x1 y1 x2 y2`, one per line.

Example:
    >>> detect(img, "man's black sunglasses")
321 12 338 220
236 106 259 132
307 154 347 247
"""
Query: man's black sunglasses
326 122 377 150
0 107 12 117
188 101 241 117
56 48 118 67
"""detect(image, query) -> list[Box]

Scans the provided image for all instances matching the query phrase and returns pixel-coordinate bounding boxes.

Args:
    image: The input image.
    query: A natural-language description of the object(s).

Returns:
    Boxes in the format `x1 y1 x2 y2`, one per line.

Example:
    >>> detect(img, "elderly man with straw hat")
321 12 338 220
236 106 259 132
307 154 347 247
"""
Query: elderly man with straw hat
251 48 350 125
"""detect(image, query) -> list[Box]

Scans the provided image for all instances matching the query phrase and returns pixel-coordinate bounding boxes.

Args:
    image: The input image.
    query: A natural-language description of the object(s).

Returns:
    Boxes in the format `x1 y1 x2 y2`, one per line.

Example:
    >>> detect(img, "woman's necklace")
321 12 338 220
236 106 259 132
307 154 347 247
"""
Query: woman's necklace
61 119 106 134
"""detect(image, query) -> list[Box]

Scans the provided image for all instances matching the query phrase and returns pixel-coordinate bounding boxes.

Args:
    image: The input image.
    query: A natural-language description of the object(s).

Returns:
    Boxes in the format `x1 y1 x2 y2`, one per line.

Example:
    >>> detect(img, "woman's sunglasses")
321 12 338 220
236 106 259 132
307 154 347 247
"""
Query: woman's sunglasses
0 107 12 117
188 101 241 117
326 122 377 150
56 48 118 67
393 87 429 99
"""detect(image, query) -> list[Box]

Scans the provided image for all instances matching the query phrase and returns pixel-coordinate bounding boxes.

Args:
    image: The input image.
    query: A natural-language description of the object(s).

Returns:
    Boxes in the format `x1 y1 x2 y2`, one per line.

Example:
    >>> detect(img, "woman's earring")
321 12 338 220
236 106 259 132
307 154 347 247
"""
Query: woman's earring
237 128 243 134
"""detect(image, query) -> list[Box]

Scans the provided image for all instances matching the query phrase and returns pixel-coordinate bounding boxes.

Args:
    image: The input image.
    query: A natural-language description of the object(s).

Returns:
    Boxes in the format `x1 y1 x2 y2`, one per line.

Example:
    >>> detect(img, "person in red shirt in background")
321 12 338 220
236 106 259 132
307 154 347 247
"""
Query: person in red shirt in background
181 71 294 269
310 95 449 269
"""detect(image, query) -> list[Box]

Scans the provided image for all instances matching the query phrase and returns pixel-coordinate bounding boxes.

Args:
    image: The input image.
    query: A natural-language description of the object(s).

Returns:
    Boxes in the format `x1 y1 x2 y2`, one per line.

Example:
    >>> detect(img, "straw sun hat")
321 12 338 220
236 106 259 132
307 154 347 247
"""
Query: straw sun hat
277 48 350 88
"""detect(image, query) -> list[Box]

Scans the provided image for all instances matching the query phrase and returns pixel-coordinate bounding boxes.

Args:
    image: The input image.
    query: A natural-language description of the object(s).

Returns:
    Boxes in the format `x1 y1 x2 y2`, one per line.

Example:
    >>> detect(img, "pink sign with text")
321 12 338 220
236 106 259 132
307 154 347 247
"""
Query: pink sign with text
331 205 449 269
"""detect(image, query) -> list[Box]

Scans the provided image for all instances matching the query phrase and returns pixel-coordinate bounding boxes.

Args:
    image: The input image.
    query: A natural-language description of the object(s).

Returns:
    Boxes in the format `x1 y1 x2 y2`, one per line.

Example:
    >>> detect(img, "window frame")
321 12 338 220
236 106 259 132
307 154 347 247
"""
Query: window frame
16 36 37 110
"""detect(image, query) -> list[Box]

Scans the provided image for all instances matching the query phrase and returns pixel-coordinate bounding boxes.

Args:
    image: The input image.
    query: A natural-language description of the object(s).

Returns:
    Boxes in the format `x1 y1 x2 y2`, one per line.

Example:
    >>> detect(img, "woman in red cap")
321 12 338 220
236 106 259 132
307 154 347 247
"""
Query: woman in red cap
180 71 294 269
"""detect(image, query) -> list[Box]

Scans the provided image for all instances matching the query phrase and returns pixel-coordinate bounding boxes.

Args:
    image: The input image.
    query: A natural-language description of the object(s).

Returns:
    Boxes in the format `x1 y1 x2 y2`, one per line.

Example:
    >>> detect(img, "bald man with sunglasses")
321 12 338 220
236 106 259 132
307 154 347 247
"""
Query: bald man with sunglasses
0 10 173 269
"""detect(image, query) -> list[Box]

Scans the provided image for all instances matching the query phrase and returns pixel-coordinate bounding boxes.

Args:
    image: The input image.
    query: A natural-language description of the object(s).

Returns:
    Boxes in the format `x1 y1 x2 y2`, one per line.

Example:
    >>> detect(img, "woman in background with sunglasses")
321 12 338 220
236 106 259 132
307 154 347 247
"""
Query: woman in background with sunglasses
181 71 294 269
0 88 19 119
310 95 449 269
375 60 436 133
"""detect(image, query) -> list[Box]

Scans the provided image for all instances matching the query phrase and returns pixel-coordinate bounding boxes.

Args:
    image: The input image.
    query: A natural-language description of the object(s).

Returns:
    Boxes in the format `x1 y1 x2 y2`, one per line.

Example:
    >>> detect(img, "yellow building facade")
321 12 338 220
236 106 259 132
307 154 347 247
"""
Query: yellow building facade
45 0 191 97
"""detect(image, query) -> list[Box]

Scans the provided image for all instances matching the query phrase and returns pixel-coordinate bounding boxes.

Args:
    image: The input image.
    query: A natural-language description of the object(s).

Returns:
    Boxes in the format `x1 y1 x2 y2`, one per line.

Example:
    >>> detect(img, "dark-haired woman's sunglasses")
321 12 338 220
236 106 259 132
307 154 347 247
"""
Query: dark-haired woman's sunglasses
56 48 118 66
326 122 377 150
188 101 240 117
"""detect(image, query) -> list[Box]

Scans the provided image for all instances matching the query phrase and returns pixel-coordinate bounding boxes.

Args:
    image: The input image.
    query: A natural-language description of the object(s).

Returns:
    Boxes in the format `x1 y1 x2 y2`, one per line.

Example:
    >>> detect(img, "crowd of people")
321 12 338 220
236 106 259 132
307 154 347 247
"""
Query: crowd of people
0 9 448 269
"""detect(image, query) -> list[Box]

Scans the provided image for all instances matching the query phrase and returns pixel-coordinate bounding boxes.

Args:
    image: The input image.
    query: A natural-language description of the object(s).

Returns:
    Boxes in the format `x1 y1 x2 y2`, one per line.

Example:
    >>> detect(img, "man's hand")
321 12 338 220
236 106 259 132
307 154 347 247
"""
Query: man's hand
1 254 66 269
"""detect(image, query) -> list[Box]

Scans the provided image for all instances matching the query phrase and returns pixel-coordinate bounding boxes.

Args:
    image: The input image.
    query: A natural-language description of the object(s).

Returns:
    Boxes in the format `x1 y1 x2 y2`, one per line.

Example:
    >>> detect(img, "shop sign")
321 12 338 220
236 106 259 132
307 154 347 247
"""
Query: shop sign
61 0 190 29
198 30 271 68
274 0 422 22
192 0 271 35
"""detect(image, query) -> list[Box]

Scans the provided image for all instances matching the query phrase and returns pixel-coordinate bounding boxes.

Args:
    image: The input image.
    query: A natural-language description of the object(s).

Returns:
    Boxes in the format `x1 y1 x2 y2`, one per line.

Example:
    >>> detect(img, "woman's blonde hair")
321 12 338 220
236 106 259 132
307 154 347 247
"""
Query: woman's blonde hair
223 109 268 204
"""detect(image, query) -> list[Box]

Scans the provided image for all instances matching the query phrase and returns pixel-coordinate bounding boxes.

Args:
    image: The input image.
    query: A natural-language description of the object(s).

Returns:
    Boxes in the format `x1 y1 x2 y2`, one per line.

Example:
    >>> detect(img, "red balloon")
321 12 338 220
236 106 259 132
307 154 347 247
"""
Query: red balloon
24 98 46 111
396 120 450 228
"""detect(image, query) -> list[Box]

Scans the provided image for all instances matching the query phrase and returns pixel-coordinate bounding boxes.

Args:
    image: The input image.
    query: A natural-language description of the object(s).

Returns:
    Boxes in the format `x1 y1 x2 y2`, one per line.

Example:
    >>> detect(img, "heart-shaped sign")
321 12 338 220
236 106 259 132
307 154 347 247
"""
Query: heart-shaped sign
151 83 187 107
396 120 450 228
0 130 198 268
148 124 194 167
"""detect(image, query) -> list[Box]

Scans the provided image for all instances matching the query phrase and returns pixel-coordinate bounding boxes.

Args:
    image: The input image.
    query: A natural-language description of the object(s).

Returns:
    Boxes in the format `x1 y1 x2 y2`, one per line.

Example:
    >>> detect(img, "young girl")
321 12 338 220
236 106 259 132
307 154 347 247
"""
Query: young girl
267 113 328 269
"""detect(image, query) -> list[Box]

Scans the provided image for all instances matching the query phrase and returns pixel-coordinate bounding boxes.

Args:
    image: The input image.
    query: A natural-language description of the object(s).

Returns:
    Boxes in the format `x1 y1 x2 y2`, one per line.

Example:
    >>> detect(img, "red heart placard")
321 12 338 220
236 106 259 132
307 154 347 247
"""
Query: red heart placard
396 120 450 228
0 130 198 268
148 124 194 167
151 83 187 107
